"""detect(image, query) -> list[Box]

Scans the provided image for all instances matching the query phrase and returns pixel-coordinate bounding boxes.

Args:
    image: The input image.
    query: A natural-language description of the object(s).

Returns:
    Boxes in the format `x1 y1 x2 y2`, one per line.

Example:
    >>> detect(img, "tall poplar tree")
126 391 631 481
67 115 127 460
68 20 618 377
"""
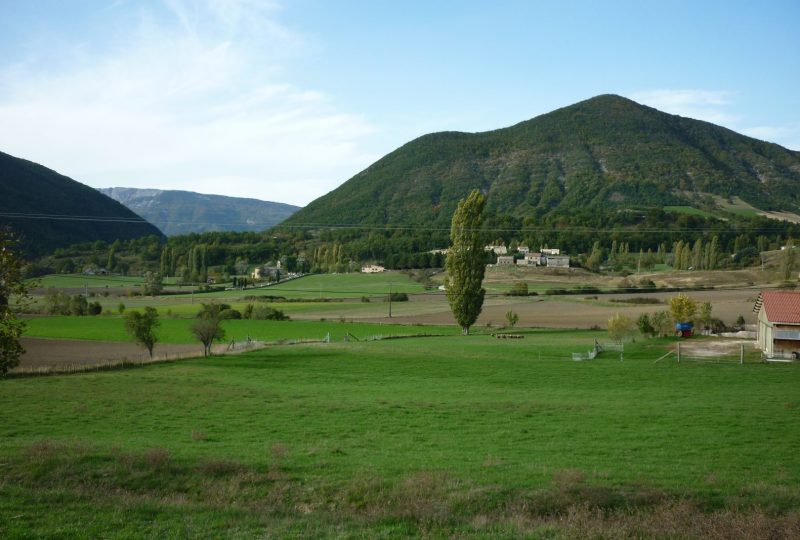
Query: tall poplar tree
782 238 796 280
446 190 487 335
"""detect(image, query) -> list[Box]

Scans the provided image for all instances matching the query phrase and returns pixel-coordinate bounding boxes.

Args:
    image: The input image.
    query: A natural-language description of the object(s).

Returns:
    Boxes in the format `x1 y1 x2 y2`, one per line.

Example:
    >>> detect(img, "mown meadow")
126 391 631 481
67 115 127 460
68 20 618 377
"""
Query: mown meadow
2 330 798 538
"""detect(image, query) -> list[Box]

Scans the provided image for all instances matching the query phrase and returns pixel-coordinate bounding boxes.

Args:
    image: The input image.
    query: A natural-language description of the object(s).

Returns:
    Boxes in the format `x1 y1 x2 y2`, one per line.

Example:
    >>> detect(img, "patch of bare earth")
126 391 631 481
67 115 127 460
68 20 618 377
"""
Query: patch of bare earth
678 339 756 358
15 337 224 372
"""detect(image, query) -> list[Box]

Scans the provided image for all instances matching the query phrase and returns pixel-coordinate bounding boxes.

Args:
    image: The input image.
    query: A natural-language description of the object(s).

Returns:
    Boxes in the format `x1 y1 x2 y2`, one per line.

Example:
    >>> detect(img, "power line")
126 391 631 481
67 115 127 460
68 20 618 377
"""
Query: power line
3 211 798 234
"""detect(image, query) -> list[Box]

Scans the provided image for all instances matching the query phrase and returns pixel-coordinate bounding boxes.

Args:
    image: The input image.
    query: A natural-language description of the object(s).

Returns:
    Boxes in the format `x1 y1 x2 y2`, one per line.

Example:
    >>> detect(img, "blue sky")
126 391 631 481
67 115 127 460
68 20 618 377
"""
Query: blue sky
1 0 798 206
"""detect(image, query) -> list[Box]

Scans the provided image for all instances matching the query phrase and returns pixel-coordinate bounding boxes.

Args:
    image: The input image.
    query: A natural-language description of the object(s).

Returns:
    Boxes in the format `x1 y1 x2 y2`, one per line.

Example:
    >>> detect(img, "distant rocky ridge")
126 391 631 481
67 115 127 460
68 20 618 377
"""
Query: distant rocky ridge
99 187 300 236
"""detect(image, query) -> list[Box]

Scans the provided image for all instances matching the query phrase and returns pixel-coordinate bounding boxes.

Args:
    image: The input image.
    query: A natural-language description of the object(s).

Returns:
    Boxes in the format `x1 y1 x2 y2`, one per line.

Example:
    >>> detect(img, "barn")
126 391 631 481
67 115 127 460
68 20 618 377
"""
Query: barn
754 290 800 359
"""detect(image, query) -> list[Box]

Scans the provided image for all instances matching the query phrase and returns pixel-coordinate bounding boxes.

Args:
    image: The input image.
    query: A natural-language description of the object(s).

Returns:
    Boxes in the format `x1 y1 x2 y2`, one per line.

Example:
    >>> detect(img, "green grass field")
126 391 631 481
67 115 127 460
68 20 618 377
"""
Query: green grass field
178 272 427 301
663 206 719 219
33 274 147 289
2 332 798 538
33 274 184 289
25 316 459 343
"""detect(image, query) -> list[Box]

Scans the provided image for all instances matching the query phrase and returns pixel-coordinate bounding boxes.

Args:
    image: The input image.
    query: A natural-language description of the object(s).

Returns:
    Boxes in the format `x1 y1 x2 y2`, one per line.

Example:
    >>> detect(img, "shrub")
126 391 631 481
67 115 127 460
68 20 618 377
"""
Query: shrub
610 297 661 305
508 282 529 296
388 292 409 302
249 305 289 321
219 308 242 320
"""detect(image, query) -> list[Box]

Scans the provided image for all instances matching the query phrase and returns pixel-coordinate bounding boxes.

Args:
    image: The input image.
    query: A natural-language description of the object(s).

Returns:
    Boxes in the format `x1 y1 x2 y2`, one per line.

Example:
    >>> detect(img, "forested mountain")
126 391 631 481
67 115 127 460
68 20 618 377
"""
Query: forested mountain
0 151 164 256
286 94 800 231
99 188 299 236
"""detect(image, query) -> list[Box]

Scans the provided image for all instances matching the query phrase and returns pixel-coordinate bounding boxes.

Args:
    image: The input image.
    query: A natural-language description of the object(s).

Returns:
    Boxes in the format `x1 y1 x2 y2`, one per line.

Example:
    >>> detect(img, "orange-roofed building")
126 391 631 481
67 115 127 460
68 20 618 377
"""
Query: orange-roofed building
754 290 800 358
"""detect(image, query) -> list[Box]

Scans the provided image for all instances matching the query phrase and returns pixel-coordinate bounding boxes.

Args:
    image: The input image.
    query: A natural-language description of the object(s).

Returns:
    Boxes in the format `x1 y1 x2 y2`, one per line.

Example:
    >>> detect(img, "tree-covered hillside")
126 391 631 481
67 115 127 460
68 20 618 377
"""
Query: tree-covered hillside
285 95 800 230
0 151 164 256
99 188 300 236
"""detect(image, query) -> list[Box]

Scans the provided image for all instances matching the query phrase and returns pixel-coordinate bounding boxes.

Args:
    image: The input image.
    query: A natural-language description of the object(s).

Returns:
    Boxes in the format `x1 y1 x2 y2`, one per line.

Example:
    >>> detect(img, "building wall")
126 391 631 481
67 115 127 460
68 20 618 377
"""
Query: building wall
756 308 800 356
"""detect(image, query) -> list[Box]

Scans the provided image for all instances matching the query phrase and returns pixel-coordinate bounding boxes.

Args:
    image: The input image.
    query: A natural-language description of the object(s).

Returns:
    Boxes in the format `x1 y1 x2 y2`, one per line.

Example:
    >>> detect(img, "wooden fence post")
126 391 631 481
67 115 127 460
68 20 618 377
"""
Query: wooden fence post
677 342 681 363
740 344 744 365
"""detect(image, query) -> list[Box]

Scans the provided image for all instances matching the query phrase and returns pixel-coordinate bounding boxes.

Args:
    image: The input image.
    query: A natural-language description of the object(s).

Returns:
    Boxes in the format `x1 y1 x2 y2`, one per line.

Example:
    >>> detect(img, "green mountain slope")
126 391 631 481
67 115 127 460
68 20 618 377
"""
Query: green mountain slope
286 95 800 229
99 188 300 236
0 151 164 256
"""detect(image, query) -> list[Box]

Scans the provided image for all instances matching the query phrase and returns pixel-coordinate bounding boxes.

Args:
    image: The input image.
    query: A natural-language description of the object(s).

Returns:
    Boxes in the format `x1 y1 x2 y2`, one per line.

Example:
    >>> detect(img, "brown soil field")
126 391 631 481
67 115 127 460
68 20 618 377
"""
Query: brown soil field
16 337 221 371
352 288 762 329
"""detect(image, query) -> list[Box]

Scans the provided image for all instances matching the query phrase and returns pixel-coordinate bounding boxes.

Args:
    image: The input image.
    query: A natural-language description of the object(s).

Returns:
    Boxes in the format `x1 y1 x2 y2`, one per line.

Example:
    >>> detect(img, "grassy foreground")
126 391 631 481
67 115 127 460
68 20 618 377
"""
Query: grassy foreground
2 332 799 538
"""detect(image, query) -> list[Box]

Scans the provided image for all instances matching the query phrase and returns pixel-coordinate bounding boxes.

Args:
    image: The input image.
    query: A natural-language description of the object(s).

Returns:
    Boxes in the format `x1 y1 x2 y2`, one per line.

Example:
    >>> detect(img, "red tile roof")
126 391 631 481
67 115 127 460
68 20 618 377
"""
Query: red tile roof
757 291 800 324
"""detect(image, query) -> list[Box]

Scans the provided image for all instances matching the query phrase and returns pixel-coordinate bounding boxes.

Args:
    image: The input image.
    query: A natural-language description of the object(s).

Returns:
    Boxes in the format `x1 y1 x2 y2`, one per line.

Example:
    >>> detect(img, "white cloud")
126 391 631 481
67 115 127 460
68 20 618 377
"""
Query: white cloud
628 89 800 150
0 0 377 206
739 125 800 150
627 89 739 125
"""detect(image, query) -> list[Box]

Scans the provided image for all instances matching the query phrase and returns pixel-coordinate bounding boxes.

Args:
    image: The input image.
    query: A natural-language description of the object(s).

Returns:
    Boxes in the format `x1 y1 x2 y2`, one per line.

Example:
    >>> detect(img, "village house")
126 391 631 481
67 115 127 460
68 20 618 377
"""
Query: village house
496 256 515 265
754 290 800 359
545 255 570 268
361 264 385 273
541 248 560 256
526 252 542 265
252 263 281 282
485 244 508 255
517 245 530 254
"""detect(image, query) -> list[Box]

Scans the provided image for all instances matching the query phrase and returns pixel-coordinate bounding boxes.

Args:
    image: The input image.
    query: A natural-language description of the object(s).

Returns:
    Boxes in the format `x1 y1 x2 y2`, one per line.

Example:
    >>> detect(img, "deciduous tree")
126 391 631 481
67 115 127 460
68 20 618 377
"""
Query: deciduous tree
607 313 635 343
124 306 160 358
191 303 226 357
445 190 487 335
505 310 519 328
0 228 30 375
668 293 697 324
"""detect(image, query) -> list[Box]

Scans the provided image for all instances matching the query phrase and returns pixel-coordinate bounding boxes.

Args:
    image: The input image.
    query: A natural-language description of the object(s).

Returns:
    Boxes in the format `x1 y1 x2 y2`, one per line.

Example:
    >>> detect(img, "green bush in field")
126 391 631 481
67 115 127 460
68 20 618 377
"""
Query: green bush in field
88 301 102 316
508 282 529 296
249 304 289 321
219 308 242 320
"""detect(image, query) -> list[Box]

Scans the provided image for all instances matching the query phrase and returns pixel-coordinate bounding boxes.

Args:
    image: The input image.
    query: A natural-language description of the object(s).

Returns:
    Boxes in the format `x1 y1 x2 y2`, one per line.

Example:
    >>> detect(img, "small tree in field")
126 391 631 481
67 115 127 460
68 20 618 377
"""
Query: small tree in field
607 313 635 344
668 293 697 324
191 303 226 357
637 313 655 337
142 271 164 297
124 306 160 358
698 301 713 332
505 310 519 328
650 311 673 337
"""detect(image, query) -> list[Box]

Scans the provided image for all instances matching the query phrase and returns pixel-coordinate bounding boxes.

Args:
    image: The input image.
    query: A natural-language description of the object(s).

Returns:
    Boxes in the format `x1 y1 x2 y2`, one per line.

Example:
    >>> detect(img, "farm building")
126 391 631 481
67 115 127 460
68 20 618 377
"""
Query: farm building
541 248 560 256
526 252 542 265
496 256 515 265
545 255 570 268
754 290 800 359
485 244 508 255
361 265 385 273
